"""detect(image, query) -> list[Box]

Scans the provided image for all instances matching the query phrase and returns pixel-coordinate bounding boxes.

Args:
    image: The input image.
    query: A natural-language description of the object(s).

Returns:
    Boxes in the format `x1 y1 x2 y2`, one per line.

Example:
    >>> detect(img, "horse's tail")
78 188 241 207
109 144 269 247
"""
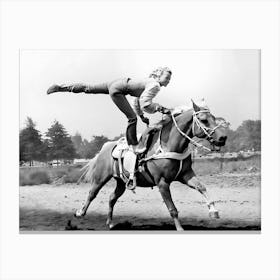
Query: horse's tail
77 153 99 184
77 141 117 185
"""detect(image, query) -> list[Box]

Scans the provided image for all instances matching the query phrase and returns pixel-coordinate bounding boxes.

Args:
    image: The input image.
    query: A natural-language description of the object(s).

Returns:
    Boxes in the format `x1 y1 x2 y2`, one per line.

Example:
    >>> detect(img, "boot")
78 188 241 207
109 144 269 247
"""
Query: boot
47 84 70 95
125 149 138 190
126 176 136 190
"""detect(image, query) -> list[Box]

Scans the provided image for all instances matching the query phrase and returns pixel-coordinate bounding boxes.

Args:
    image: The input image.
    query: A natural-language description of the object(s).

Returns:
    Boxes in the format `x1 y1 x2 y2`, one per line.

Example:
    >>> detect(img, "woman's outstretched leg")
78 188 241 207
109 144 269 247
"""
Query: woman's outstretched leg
47 83 109 95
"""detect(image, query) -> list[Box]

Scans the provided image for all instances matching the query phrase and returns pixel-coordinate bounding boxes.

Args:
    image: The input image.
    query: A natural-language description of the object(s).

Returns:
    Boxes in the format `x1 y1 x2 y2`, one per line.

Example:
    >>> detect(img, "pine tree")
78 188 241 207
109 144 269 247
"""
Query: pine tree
20 117 45 166
71 133 84 159
46 120 76 163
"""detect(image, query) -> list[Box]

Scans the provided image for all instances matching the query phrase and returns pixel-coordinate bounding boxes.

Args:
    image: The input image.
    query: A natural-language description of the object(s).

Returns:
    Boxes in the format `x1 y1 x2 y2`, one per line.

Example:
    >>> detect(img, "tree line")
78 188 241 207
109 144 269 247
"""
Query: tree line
20 117 261 166
196 119 261 154
19 117 123 166
223 120 261 152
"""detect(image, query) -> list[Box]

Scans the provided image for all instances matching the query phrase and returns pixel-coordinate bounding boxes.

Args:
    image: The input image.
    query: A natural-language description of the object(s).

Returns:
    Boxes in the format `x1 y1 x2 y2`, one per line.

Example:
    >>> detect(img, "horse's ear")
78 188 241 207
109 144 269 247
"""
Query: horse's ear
191 99 200 112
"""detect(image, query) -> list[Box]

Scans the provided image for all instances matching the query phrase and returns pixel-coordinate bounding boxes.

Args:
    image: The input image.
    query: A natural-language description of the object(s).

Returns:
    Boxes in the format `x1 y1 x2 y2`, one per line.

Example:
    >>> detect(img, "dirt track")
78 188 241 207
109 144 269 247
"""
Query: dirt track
20 172 261 231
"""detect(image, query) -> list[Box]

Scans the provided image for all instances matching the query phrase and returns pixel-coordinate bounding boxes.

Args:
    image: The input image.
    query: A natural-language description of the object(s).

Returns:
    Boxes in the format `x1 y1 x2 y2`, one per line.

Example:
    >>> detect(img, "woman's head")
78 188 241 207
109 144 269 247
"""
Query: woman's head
149 67 172 87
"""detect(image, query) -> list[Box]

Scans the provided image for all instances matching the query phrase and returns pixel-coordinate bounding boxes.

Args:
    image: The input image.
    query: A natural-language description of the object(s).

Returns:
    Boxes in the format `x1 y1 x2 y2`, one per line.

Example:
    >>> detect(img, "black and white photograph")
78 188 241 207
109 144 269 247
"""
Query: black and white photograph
1 1 280 280
19 50 261 231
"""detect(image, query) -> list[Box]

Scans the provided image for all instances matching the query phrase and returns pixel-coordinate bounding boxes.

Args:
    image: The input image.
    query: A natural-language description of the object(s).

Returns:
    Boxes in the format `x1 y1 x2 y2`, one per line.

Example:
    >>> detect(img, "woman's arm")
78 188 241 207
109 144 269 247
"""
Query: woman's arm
139 82 161 114
132 97 150 125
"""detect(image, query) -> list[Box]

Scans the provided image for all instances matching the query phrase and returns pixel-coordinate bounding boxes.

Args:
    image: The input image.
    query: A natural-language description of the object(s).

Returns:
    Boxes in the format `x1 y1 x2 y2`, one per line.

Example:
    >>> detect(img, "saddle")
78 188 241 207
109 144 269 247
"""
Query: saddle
111 127 158 183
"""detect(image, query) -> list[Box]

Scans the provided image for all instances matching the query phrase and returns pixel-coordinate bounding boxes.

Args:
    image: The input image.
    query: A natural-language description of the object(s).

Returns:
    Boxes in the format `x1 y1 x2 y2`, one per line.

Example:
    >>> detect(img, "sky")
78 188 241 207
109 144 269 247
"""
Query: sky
20 50 260 140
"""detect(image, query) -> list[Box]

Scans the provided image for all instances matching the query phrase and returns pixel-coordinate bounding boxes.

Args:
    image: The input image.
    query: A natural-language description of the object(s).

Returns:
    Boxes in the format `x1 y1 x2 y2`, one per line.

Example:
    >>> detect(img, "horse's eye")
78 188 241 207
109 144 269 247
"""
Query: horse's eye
200 119 208 125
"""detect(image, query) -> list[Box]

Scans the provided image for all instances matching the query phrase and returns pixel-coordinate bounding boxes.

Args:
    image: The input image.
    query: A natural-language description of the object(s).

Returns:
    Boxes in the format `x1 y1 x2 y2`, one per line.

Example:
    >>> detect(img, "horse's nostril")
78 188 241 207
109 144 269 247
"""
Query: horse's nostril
219 136 227 142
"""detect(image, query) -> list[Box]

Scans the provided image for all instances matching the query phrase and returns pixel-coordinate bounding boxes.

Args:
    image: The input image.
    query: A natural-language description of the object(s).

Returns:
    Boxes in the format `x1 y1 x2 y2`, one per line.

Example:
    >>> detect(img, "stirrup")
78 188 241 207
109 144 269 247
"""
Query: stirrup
126 178 136 190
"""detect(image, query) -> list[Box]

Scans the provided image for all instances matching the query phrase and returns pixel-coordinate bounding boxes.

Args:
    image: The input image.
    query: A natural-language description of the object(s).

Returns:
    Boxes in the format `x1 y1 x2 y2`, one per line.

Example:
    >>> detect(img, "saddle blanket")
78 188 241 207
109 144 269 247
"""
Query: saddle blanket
111 128 158 183
111 137 129 159
111 139 137 182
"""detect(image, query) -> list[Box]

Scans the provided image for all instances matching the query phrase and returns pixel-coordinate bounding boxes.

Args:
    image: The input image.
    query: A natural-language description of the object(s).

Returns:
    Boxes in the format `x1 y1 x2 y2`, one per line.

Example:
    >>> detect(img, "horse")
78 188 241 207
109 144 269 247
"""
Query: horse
75 100 228 231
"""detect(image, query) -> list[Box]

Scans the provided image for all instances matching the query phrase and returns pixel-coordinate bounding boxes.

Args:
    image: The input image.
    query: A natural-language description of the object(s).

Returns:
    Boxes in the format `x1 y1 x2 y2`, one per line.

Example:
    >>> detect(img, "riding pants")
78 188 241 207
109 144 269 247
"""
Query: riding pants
108 78 138 146
63 78 138 146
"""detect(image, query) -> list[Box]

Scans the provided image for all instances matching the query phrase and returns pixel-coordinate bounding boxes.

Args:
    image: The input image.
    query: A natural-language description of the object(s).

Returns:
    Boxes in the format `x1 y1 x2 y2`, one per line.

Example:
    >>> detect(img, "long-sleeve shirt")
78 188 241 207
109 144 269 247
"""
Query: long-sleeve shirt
89 77 162 116
131 79 161 115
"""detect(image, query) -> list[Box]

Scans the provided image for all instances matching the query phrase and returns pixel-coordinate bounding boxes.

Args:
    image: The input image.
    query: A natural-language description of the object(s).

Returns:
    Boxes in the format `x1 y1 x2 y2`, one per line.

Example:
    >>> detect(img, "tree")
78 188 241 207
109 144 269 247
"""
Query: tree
20 117 45 165
79 135 110 159
112 133 125 141
71 133 84 158
45 120 76 162
191 119 261 153
41 138 51 162
81 139 92 159
85 135 110 159
223 120 261 152
90 135 110 155
236 120 261 151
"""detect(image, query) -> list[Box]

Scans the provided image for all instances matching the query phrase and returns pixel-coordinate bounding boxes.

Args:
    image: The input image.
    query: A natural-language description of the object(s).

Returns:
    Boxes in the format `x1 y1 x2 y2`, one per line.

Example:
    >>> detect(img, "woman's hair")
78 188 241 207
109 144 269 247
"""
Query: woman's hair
149 67 172 79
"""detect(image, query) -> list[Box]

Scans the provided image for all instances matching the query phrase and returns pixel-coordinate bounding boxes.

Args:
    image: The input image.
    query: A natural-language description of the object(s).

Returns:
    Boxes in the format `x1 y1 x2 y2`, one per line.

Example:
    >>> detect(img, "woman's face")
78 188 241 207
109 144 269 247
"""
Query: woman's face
158 71 172 87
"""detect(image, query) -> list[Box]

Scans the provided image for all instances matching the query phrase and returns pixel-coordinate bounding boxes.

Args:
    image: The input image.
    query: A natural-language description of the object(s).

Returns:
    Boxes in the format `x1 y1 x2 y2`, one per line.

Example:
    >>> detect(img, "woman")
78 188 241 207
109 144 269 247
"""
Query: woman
47 67 172 189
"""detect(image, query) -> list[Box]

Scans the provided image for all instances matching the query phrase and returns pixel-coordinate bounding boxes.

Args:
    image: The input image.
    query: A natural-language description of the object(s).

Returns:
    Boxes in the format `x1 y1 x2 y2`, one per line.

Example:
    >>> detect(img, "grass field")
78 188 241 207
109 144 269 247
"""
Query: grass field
193 154 260 175
19 155 261 186
19 164 83 186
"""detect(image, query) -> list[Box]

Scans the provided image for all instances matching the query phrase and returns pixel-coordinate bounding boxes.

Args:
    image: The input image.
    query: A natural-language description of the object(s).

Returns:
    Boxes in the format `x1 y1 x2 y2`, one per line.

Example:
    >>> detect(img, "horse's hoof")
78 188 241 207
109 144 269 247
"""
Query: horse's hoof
177 227 184 232
209 210 220 219
106 221 114 230
75 209 85 217
108 224 114 230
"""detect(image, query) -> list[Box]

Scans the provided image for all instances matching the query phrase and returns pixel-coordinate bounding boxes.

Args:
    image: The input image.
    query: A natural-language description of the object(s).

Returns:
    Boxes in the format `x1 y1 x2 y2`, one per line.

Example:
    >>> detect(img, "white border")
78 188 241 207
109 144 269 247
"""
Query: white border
1 1 279 280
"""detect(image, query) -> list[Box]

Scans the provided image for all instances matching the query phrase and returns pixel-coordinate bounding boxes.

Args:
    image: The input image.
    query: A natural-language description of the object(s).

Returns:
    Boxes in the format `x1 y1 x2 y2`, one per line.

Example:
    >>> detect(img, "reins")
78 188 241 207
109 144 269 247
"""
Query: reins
139 108 225 180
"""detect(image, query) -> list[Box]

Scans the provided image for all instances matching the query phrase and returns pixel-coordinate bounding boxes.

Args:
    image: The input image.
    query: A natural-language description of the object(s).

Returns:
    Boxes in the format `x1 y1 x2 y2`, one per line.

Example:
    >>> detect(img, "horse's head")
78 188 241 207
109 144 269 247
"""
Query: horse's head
191 100 228 150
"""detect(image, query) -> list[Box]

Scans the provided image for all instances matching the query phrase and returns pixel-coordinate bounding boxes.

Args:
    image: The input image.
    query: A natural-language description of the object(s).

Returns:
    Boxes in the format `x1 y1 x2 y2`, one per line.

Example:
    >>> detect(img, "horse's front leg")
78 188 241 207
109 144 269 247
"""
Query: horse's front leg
106 178 126 229
180 173 219 219
157 178 184 231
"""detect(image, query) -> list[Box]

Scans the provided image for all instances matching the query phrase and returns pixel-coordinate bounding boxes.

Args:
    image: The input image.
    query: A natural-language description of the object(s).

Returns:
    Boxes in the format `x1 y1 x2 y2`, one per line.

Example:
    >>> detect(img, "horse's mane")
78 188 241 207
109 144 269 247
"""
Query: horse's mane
154 107 193 127
155 115 173 126
154 100 210 127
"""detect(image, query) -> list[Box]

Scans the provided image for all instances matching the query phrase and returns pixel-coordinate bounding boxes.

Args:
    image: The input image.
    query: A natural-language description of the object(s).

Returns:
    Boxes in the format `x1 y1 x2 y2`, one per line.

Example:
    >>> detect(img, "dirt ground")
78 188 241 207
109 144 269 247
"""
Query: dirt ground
19 172 261 231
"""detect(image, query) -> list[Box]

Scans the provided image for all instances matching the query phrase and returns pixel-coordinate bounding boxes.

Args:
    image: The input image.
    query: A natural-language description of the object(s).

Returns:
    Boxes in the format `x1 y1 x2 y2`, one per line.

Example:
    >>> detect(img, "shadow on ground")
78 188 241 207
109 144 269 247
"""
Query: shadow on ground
109 221 260 231
20 208 260 231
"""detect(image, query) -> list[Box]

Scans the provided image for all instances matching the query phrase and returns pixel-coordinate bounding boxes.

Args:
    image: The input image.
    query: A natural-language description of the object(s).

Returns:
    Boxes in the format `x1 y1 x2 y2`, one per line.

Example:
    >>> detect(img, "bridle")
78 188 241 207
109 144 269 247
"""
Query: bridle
192 110 225 142
139 108 226 181
171 109 226 152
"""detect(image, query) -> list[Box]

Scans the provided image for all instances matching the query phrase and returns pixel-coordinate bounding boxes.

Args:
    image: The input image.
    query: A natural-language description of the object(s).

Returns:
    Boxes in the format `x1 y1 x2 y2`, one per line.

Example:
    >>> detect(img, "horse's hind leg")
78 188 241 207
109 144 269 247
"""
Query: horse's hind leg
106 178 126 229
75 177 110 217
75 164 112 217
181 174 219 218
75 142 115 217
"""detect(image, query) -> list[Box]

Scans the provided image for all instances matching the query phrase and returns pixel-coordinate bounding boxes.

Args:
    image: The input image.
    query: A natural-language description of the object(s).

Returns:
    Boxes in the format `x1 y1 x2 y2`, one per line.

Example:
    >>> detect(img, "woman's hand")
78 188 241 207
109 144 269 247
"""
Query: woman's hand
157 105 171 115
140 115 150 125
